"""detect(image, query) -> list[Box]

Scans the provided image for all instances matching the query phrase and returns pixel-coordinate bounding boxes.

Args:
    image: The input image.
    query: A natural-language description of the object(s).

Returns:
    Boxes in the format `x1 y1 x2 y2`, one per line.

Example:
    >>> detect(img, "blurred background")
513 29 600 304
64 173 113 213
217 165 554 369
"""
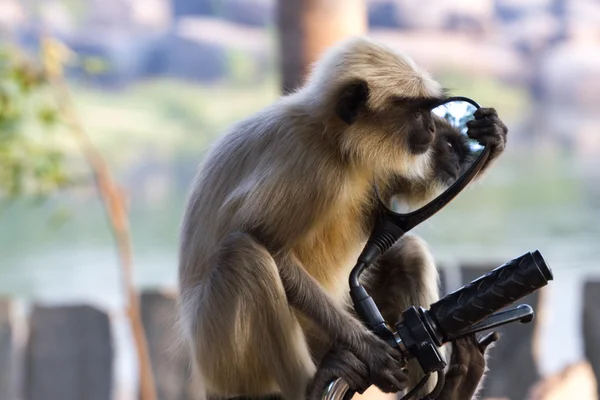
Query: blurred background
0 0 599 400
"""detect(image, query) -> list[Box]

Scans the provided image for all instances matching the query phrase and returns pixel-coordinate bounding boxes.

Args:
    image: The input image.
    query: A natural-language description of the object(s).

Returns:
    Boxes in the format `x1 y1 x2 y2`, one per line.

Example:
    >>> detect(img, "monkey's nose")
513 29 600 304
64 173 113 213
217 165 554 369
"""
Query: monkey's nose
428 124 435 135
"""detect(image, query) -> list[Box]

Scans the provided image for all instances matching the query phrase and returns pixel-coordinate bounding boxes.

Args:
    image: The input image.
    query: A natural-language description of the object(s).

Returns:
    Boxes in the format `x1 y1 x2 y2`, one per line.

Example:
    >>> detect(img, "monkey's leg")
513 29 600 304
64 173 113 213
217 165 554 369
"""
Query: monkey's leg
185 232 316 400
434 332 499 400
360 234 443 397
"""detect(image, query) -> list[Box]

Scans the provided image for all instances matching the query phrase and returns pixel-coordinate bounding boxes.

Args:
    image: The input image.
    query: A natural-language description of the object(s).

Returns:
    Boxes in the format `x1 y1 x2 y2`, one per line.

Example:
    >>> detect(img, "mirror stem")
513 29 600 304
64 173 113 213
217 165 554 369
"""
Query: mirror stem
350 217 406 288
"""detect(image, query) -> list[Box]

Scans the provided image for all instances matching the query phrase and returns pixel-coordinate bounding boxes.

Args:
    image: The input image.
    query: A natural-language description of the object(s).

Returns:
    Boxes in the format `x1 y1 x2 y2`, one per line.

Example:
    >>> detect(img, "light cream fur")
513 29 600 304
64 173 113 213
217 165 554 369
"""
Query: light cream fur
177 36 452 399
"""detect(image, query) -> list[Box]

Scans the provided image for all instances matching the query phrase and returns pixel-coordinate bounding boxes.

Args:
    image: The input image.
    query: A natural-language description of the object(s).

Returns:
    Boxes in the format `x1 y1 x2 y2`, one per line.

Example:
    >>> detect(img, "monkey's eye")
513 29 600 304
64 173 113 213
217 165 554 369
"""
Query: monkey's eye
413 111 422 120
446 140 454 153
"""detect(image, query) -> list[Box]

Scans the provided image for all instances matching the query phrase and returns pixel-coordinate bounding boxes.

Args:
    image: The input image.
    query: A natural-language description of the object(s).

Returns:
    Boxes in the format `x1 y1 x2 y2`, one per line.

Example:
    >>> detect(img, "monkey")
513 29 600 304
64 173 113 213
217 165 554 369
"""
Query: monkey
306 112 507 398
313 332 500 400
434 332 500 400
176 36 508 400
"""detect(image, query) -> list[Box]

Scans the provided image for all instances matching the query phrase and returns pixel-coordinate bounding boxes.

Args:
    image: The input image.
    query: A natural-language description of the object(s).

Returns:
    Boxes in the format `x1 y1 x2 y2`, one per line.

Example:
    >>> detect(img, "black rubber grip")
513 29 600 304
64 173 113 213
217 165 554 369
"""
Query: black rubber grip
428 250 553 339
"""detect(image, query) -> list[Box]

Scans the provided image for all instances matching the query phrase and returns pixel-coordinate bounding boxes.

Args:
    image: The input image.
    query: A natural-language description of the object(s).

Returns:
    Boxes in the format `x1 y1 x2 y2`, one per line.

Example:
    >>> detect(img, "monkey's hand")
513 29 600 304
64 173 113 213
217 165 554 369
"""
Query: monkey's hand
352 330 410 394
307 344 371 400
466 107 508 167
424 332 499 400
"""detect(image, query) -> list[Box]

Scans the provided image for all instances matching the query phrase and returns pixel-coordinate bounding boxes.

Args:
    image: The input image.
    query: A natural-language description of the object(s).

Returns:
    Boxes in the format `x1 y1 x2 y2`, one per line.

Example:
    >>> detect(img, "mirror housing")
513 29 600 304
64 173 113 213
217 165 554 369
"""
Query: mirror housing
350 96 490 284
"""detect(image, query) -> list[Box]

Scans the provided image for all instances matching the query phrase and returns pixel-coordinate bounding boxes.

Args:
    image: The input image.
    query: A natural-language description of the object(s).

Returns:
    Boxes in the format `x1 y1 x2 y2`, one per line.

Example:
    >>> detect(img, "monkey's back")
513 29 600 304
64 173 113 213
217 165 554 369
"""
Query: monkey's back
175 99 378 396
178 99 374 292
177 108 280 287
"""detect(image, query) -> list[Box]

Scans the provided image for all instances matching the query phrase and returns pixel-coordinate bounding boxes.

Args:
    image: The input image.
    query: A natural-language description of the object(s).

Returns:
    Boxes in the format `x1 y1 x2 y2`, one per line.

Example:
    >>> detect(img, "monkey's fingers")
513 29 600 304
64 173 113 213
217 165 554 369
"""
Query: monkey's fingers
333 350 371 393
389 347 405 363
466 127 506 149
371 369 409 394
340 368 371 394
366 352 409 393
477 331 499 354
466 118 497 129
473 107 498 120
307 374 339 400
307 366 369 399
468 114 508 136
316 346 371 395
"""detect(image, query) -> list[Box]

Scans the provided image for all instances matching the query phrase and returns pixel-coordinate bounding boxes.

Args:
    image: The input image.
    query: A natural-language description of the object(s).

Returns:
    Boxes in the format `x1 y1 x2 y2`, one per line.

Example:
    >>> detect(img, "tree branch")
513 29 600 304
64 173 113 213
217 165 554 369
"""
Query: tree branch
39 35 158 400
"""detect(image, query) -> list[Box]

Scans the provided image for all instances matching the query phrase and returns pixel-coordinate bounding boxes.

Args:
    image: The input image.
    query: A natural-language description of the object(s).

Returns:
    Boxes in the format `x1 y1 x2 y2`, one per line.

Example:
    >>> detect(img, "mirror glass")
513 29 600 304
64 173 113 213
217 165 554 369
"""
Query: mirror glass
431 99 484 154
384 97 488 218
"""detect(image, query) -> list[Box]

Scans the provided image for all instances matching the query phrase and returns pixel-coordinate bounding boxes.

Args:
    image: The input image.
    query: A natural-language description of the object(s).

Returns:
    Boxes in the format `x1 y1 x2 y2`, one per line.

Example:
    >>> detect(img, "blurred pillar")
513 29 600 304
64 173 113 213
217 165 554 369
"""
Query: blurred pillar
0 299 13 400
276 0 367 94
140 290 202 400
583 281 600 399
24 305 113 400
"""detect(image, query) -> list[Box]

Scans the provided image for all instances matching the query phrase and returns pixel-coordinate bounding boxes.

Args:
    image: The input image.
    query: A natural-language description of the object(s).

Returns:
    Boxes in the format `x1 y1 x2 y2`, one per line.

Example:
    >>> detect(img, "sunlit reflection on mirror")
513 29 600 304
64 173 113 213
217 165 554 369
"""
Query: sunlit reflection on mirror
432 101 484 153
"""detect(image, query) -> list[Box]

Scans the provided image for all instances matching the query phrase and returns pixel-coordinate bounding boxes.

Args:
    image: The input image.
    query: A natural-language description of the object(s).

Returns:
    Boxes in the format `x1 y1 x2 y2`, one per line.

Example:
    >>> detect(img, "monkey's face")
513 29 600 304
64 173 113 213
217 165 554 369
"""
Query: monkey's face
334 79 443 178
430 117 475 187
376 116 477 213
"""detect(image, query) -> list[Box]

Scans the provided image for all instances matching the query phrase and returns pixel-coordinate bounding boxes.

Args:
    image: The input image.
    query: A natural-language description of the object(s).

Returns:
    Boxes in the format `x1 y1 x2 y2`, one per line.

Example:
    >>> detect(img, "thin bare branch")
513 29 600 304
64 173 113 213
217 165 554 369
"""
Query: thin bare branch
39 34 158 400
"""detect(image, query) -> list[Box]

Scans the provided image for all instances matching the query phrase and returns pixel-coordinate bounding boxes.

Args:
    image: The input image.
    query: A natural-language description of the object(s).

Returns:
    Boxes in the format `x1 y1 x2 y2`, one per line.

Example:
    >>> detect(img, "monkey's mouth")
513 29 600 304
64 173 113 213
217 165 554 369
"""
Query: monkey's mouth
408 132 434 155
410 142 432 155
438 165 458 185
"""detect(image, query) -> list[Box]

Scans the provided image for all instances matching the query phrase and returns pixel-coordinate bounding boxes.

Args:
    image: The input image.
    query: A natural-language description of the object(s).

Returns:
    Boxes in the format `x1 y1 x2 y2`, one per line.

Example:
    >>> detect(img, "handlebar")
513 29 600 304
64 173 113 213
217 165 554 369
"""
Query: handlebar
427 250 552 342
322 250 553 400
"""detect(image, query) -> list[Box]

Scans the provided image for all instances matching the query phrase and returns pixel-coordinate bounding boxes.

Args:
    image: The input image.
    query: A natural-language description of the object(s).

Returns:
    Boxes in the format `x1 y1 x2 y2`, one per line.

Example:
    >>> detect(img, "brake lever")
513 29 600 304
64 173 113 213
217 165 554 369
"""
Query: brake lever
446 304 534 341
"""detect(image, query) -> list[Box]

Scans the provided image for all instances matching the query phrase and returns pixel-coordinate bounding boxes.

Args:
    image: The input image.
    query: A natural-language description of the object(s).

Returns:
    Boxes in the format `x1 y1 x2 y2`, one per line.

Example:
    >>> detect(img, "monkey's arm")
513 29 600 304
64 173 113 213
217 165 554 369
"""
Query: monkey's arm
360 235 441 396
466 107 508 176
277 253 409 396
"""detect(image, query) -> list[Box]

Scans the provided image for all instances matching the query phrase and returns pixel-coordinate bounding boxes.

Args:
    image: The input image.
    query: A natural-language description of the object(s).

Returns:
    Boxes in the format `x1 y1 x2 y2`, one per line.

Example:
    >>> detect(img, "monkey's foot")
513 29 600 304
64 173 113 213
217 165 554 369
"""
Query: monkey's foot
425 332 499 400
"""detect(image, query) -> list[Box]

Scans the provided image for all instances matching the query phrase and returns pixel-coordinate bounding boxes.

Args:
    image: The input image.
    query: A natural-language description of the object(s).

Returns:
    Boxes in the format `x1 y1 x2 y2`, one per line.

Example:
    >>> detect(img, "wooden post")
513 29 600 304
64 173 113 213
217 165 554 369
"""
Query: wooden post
0 299 13 400
583 281 600 399
460 264 545 400
276 0 367 93
23 305 113 400
140 290 199 400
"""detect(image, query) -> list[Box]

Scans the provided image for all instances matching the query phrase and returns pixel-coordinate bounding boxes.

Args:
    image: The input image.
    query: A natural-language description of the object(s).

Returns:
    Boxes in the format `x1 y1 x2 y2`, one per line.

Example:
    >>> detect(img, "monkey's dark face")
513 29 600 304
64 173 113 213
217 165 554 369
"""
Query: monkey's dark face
334 79 445 174
392 98 442 155
431 117 474 187
379 118 476 213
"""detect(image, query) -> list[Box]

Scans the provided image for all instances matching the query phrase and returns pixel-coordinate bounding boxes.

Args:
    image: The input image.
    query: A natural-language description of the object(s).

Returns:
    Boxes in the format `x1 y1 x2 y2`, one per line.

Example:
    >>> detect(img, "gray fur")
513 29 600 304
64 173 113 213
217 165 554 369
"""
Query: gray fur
177 35 507 400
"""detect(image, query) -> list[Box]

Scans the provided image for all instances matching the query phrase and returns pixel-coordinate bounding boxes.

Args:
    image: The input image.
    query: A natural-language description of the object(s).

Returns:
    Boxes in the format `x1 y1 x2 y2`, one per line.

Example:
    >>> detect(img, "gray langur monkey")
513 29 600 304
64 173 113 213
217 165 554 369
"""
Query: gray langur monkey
177 36 508 400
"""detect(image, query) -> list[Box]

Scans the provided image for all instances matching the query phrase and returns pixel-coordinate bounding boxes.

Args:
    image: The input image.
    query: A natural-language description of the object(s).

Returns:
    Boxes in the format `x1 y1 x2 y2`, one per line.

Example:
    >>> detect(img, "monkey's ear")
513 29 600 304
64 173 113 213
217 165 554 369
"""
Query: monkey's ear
335 80 369 125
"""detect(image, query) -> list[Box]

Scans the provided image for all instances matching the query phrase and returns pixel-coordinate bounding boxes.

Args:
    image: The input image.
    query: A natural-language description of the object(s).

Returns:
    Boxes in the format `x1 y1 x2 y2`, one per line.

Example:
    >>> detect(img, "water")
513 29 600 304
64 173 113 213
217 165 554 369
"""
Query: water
0 150 599 397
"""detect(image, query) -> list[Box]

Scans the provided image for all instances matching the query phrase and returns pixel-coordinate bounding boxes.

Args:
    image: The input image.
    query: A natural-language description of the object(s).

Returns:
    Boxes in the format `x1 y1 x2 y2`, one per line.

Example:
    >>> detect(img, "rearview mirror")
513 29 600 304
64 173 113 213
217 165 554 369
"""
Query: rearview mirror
350 96 491 284
378 96 489 231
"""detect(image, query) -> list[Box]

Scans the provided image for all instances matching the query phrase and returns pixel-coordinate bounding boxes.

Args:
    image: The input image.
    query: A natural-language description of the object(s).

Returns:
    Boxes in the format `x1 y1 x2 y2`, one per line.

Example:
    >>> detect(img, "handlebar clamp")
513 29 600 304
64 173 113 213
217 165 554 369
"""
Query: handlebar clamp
396 307 447 375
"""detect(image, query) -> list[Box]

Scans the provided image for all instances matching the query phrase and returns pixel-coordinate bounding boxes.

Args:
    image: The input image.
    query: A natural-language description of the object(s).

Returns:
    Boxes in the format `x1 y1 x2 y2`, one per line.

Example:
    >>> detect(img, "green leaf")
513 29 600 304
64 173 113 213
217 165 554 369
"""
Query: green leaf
37 106 58 126
82 56 110 75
